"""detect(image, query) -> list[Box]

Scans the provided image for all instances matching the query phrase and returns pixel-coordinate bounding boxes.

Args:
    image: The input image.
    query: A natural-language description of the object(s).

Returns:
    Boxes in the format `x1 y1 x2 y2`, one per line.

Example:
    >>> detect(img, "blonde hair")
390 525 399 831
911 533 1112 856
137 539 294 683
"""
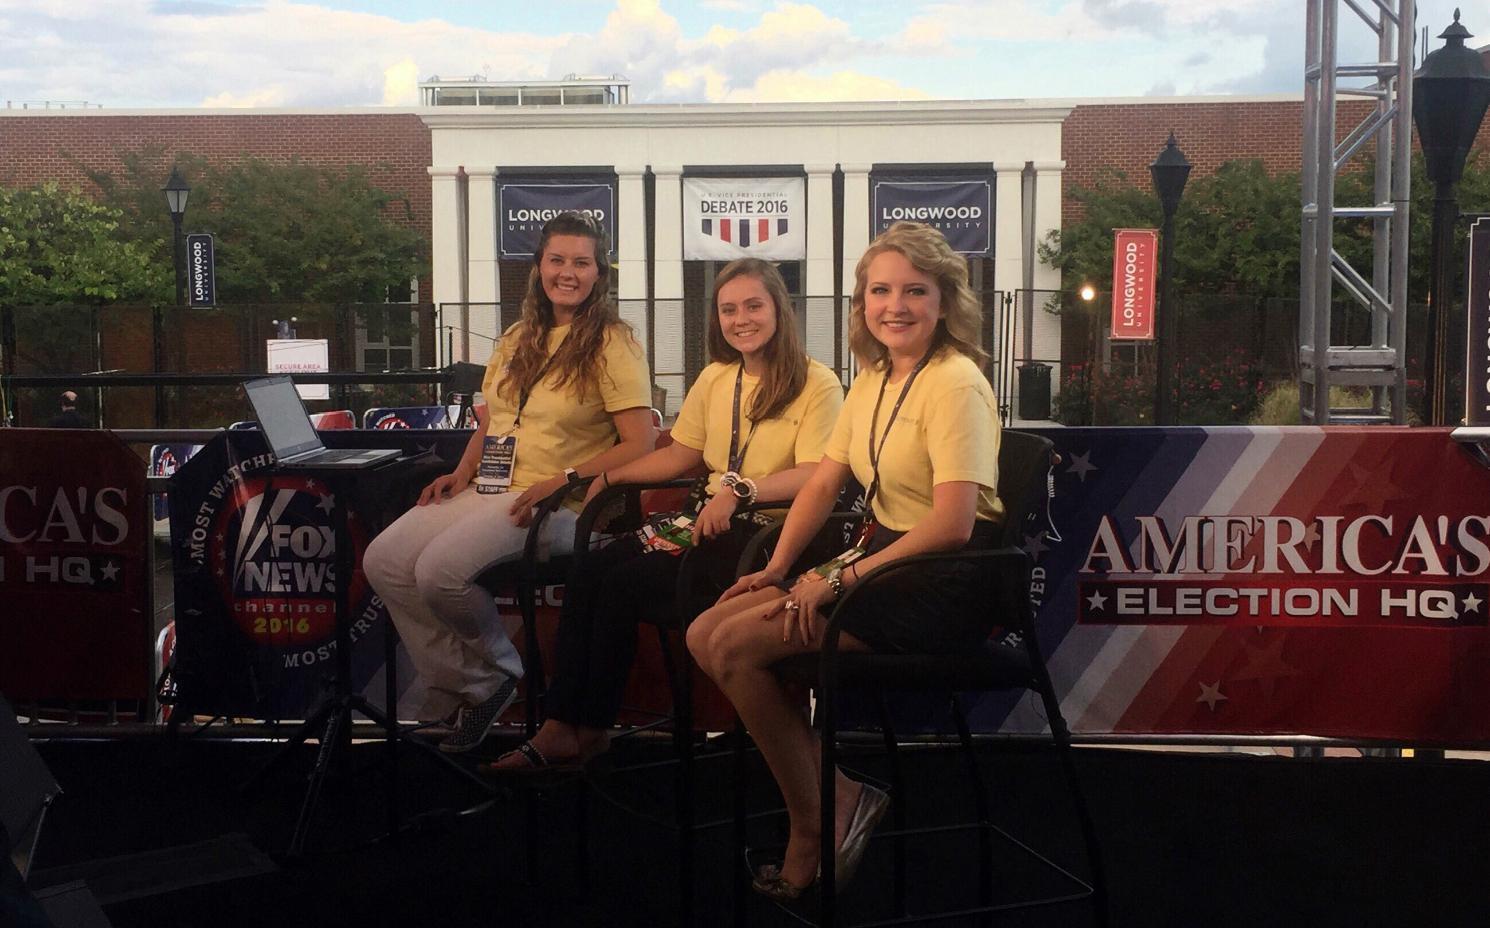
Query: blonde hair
847 221 988 372
498 212 634 403
705 258 808 422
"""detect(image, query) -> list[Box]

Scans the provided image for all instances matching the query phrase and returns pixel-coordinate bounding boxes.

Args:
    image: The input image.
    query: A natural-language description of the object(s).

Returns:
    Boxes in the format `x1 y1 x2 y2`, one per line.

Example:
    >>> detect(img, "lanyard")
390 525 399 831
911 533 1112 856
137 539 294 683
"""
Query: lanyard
862 349 935 514
727 363 760 475
509 351 558 431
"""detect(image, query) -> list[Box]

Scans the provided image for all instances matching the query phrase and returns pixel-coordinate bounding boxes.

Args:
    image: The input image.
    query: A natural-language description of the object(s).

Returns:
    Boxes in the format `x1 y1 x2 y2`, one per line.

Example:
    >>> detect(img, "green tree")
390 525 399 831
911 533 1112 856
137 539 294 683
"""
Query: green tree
84 147 427 303
1038 159 1302 299
0 182 164 305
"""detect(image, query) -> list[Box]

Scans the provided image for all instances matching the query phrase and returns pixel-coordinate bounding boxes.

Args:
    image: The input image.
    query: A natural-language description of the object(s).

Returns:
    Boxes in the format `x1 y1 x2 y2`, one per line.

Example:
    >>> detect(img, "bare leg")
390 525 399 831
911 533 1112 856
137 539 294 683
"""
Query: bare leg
689 592 870 888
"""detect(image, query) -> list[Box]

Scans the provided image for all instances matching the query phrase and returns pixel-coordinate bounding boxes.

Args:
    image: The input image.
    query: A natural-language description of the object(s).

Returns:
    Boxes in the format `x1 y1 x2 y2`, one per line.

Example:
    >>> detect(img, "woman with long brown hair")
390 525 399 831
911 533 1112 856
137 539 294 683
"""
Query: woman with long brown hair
490 257 843 771
687 222 1004 898
364 212 656 754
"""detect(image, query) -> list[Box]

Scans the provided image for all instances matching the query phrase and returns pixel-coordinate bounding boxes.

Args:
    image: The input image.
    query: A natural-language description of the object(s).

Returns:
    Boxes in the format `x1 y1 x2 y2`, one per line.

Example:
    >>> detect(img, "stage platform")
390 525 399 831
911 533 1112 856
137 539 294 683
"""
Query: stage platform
17 732 1490 927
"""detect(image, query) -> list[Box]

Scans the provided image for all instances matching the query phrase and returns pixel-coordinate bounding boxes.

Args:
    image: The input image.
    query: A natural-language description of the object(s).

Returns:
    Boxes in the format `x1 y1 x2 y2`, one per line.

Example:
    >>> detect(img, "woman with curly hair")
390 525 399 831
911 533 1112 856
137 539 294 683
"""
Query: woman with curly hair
687 222 1005 899
365 212 656 754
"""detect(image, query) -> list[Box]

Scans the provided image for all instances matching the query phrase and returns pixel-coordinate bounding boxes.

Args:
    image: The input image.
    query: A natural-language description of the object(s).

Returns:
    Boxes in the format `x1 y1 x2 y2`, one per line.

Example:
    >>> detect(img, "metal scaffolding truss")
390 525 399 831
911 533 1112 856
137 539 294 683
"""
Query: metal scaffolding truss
1300 0 1414 423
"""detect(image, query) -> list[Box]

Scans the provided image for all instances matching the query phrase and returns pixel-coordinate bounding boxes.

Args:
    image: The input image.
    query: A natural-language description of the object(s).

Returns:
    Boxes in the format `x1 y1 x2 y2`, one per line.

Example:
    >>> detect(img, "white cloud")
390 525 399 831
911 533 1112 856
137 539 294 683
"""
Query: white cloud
0 0 561 107
382 58 420 106
726 69 930 103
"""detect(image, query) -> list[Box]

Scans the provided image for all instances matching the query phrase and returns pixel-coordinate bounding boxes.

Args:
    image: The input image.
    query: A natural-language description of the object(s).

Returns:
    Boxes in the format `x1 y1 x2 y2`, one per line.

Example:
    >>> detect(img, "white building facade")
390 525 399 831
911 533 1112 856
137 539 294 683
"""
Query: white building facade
423 100 1067 416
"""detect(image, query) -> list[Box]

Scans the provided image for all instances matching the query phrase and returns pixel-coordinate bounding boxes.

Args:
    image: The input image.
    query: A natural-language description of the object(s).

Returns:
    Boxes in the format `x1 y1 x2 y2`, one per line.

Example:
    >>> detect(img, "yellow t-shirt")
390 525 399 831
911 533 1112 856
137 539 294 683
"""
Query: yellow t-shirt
670 358 843 495
479 321 652 492
823 349 1004 532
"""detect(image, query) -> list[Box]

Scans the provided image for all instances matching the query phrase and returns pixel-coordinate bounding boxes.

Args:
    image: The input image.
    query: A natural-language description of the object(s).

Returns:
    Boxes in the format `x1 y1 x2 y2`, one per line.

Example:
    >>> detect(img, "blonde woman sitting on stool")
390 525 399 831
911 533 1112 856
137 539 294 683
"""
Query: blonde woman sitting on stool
687 222 1005 900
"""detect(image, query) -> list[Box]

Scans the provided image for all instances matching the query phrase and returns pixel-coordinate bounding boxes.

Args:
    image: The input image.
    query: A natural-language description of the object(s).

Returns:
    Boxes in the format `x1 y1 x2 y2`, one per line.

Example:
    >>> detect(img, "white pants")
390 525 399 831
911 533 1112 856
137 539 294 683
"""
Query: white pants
363 488 577 721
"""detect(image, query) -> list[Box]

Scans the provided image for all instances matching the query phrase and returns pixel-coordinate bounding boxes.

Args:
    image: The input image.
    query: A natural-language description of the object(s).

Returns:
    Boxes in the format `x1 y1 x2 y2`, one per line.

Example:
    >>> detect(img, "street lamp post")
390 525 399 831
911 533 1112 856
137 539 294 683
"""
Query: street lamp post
1150 132 1191 425
1413 9 1490 425
159 166 191 427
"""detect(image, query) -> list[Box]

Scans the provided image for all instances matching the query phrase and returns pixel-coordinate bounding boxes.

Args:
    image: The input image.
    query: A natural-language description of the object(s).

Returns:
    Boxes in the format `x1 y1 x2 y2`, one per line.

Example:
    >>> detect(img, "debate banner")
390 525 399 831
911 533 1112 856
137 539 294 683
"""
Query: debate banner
957 426 1490 744
870 174 993 256
498 176 616 258
683 176 806 261
0 430 150 699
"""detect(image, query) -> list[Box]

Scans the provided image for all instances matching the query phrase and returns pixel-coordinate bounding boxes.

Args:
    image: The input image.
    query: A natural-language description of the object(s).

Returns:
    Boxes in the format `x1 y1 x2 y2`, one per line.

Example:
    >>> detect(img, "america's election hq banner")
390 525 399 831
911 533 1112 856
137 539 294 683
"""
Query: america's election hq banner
956 427 1490 745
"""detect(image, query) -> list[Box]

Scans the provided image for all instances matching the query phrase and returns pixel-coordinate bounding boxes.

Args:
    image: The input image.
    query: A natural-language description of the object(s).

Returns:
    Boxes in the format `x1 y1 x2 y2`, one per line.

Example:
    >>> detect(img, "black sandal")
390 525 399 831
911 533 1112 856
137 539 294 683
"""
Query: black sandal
485 740 586 774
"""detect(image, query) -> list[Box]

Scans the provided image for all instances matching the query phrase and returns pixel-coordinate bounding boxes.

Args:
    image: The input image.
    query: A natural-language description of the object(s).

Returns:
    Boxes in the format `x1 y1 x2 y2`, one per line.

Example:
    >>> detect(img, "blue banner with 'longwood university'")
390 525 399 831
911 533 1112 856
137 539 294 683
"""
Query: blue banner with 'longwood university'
498 175 616 258
871 174 994 257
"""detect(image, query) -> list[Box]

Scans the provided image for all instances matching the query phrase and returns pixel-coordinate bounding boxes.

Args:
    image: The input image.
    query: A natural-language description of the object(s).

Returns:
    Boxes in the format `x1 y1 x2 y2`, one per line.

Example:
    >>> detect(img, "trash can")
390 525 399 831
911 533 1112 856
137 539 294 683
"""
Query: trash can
1017 363 1052 421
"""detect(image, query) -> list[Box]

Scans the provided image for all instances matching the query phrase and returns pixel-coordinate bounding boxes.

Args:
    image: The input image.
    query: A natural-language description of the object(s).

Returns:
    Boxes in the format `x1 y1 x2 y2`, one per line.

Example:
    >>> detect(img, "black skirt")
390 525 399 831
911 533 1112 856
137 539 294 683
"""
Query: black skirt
833 519 1002 656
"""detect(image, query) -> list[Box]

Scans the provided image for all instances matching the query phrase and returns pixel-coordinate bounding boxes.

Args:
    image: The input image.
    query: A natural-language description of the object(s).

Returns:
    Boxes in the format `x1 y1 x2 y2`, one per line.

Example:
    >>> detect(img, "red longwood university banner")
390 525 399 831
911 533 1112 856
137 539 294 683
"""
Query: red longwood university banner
0 430 151 699
1110 228 1158 340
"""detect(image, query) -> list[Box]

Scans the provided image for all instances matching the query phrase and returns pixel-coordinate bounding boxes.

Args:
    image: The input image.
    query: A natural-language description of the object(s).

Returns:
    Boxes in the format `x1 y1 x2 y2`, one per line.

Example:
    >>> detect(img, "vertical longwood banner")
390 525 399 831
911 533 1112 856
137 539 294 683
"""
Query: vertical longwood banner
1466 218 1490 426
1110 229 1158 340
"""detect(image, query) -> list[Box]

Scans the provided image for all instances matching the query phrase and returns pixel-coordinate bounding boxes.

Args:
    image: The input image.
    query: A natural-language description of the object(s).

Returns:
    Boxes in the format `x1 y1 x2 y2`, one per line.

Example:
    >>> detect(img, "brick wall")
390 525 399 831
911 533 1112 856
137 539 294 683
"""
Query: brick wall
1060 98 1387 224
0 111 433 300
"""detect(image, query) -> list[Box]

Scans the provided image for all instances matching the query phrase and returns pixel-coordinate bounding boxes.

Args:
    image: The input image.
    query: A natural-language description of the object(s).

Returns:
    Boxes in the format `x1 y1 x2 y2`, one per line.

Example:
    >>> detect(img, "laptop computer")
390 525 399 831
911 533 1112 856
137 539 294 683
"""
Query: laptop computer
243 376 402 470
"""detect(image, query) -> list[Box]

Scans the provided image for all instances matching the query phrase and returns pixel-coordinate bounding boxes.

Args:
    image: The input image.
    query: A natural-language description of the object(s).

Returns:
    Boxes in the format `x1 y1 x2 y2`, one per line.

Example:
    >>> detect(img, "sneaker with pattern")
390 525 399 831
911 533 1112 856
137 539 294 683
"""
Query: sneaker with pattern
438 675 519 754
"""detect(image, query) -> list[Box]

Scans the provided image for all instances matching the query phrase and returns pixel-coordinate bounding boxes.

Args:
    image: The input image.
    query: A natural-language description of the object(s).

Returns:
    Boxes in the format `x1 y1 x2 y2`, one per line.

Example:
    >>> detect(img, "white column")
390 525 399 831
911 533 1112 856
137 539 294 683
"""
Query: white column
839 164 872 381
804 163 836 368
428 167 462 363
652 166 685 415
1031 162 1065 371
466 167 501 359
991 163 1026 316
616 167 649 358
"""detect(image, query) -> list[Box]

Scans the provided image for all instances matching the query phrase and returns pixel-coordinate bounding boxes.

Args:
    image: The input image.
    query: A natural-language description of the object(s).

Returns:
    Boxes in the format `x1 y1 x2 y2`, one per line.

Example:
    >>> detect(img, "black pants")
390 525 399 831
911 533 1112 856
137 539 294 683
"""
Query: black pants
544 526 750 729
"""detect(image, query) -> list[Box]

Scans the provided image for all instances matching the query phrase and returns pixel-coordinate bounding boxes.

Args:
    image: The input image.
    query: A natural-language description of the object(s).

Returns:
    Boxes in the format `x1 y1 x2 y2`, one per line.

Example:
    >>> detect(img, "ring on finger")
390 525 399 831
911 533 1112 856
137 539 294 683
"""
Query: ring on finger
784 600 800 611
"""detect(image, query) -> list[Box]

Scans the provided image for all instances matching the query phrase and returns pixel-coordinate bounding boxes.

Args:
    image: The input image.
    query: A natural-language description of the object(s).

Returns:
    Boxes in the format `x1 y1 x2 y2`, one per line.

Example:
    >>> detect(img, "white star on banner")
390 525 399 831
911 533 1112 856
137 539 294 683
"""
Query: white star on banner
1066 450 1097 482
97 561 120 582
306 478 318 491
317 494 336 514
1022 533 1049 559
1462 591 1483 614
1196 681 1228 711
1086 590 1108 611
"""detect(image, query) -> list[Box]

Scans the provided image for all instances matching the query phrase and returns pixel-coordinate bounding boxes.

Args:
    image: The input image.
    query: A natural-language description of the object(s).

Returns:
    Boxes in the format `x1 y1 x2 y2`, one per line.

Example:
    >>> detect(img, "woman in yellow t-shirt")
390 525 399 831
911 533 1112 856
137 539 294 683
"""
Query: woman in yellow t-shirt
490 257 843 772
687 222 1004 899
364 212 656 754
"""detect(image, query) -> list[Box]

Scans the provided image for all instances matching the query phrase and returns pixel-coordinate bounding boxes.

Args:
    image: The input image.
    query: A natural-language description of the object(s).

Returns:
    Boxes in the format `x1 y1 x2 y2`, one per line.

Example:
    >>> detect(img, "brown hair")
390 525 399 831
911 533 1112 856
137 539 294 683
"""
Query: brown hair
497 211 635 403
848 221 988 372
705 258 808 422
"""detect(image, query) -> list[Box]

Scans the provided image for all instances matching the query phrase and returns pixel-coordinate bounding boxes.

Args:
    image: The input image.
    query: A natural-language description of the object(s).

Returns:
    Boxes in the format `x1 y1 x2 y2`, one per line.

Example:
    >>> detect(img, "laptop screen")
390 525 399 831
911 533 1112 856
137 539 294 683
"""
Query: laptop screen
244 376 323 459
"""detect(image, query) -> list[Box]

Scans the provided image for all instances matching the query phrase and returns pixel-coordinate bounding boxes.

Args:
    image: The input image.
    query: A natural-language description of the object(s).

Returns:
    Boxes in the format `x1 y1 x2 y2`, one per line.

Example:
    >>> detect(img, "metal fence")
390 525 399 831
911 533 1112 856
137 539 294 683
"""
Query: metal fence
1 303 440 428
1052 291 1437 425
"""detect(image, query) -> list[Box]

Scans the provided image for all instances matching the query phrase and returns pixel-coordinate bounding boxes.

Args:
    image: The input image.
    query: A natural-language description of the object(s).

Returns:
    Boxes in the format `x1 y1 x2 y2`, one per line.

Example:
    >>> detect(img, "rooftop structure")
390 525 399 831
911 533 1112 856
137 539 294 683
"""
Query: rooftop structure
418 74 630 108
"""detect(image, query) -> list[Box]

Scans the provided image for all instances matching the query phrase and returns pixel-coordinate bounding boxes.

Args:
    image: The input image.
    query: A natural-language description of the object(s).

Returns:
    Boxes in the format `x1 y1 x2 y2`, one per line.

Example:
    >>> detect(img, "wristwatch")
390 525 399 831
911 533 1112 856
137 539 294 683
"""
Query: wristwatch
563 467 581 486
825 565 845 599
729 479 753 501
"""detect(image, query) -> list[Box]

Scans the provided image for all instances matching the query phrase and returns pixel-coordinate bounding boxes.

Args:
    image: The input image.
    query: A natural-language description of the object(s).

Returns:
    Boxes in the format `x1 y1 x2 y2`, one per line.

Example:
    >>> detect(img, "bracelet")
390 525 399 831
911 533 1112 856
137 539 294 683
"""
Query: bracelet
848 562 859 582
600 472 611 489
741 477 759 503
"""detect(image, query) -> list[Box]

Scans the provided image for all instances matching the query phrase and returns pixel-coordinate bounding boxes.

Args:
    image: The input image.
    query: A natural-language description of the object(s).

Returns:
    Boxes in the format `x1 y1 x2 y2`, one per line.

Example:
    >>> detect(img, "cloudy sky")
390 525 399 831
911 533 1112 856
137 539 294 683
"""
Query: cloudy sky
0 0 1474 108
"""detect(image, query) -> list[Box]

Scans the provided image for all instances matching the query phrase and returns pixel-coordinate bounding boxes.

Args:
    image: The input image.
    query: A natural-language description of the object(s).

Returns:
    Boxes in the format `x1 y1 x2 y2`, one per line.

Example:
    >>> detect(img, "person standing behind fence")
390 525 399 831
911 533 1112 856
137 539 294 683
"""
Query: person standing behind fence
363 212 656 754
687 222 1005 899
489 258 843 772
45 391 87 428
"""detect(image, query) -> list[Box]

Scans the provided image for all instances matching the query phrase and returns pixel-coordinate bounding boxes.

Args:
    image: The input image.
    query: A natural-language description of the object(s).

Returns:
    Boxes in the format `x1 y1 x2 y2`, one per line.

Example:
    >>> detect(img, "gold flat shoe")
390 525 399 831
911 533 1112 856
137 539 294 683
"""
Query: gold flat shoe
834 782 890 888
751 863 818 901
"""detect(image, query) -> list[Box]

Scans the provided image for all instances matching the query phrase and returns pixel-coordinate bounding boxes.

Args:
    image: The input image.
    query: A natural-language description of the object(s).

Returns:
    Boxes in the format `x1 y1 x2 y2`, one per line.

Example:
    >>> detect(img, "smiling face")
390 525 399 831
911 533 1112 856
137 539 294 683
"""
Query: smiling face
862 249 943 361
539 233 601 315
715 273 779 361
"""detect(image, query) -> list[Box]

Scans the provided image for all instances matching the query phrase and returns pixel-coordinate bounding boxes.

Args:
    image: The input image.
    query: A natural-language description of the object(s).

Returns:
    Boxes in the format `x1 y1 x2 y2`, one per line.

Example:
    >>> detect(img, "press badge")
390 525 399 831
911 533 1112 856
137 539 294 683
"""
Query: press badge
811 519 875 578
475 434 517 494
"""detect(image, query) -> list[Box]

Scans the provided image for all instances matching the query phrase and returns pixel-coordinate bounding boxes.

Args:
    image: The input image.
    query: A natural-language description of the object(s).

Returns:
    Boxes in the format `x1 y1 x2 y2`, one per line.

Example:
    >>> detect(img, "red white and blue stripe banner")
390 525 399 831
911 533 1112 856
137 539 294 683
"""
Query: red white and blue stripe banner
870 174 993 256
950 427 1490 745
683 176 805 261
